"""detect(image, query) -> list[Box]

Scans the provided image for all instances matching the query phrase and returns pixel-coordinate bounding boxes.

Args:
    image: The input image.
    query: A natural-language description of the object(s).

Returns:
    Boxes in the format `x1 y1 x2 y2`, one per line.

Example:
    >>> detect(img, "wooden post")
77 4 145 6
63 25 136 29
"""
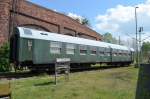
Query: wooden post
0 80 11 99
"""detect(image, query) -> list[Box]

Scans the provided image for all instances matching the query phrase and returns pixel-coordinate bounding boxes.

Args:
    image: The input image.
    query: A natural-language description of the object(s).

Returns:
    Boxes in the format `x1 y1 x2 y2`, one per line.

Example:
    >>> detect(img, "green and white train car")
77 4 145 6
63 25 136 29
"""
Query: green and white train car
10 27 134 69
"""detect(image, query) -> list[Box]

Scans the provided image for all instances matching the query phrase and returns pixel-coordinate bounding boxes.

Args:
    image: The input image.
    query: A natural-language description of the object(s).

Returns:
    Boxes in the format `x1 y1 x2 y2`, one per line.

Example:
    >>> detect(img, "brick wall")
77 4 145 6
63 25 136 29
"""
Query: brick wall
0 0 11 46
0 0 102 46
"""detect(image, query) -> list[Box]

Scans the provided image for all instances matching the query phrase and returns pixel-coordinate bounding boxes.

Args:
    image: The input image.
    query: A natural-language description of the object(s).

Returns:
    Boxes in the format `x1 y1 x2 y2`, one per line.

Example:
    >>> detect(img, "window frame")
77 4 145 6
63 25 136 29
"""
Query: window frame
50 41 62 54
79 45 87 55
66 43 75 55
99 47 105 56
90 47 97 55
99 51 104 56
105 48 110 56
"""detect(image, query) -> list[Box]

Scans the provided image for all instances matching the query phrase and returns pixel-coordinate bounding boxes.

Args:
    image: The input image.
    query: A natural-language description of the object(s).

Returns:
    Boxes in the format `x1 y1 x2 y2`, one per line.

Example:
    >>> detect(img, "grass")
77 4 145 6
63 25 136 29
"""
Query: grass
3 66 139 99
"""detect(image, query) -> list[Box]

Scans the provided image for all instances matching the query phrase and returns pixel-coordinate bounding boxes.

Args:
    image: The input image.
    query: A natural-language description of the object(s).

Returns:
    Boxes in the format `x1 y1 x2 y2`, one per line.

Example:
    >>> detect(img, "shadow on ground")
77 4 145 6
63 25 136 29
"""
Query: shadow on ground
34 81 55 86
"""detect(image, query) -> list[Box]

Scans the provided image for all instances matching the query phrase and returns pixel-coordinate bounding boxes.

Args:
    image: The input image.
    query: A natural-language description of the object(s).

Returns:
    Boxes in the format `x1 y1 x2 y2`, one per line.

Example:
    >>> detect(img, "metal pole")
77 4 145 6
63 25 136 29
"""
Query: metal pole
139 27 143 64
139 30 142 64
135 7 139 67
139 28 141 65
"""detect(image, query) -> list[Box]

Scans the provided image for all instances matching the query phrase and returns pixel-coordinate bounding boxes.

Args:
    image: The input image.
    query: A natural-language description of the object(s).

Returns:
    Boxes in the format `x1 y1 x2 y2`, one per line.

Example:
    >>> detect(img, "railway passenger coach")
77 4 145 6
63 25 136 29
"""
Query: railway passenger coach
10 27 134 70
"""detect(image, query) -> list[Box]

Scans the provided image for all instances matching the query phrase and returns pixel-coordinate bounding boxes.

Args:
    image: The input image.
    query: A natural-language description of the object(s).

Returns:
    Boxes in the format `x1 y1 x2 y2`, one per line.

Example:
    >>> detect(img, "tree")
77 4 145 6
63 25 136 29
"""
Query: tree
74 17 90 26
102 33 117 44
68 14 91 27
81 18 90 26
75 18 80 23
0 43 10 72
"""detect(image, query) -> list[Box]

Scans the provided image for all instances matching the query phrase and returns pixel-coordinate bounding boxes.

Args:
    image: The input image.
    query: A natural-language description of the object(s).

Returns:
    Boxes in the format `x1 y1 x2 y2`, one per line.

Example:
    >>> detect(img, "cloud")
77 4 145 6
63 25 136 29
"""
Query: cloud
96 22 119 33
95 0 150 43
147 0 150 3
67 12 84 23
96 5 134 23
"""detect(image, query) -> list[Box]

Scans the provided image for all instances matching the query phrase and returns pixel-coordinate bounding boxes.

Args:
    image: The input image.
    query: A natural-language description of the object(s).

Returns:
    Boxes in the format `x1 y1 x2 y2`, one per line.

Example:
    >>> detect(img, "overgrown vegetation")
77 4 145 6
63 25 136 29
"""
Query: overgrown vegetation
0 43 10 72
10 67 138 99
102 33 118 44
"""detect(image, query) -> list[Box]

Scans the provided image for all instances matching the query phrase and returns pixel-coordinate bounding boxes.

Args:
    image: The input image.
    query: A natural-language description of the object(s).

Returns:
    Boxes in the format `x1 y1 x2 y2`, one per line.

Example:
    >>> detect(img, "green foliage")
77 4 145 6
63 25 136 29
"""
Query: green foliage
81 18 90 26
102 33 118 44
0 43 10 72
141 42 150 63
74 17 91 27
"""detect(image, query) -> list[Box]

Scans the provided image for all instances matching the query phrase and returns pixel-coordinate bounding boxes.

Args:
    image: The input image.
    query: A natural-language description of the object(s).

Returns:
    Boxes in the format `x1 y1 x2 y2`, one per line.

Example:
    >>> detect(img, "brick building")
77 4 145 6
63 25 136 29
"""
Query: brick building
0 0 102 46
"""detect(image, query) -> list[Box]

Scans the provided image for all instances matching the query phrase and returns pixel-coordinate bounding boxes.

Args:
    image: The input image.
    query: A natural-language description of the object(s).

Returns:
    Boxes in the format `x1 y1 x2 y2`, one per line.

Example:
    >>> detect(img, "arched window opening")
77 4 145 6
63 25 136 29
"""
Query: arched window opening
19 24 50 32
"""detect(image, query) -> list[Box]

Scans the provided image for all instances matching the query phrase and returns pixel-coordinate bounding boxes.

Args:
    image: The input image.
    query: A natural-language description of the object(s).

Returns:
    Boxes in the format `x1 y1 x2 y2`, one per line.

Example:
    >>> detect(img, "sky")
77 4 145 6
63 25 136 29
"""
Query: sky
28 0 150 43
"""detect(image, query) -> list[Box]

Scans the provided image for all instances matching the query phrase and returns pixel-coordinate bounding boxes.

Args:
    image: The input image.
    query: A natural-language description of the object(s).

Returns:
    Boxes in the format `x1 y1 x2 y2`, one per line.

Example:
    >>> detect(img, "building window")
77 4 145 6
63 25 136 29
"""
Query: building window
50 41 61 54
66 44 75 54
80 45 87 55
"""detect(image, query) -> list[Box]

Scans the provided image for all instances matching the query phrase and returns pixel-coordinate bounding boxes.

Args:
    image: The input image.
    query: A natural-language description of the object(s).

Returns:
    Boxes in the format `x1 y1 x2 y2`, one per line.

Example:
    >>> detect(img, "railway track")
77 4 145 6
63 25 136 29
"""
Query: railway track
0 65 128 79
0 71 40 80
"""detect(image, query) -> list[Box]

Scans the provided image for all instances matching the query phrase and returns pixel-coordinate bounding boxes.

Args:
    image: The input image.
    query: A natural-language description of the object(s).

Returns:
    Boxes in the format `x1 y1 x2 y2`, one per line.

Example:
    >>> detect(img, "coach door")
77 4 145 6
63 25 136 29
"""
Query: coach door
27 39 33 61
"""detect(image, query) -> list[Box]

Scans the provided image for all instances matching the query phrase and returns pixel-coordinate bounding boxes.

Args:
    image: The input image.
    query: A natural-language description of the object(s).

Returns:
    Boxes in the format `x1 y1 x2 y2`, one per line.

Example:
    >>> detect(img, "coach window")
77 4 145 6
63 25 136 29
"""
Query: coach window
80 45 87 55
50 41 61 54
99 47 104 56
90 47 97 55
119 50 122 56
113 52 117 56
124 53 127 56
122 52 125 56
124 52 127 56
117 53 119 56
117 52 119 56
124 51 127 56
121 51 124 56
119 53 122 56
106 52 110 56
99 51 104 56
113 49 117 56
66 43 75 54
104 52 108 56
106 48 110 56
28 40 32 51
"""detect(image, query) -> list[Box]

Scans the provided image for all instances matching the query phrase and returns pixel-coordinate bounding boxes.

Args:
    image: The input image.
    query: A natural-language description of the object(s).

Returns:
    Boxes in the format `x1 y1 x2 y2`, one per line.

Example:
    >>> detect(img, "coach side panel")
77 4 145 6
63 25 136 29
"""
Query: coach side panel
18 38 33 63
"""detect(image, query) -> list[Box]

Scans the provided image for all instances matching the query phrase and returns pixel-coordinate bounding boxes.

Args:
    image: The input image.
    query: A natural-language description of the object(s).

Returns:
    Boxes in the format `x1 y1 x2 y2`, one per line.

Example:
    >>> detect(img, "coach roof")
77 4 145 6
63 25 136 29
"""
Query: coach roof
17 27 132 51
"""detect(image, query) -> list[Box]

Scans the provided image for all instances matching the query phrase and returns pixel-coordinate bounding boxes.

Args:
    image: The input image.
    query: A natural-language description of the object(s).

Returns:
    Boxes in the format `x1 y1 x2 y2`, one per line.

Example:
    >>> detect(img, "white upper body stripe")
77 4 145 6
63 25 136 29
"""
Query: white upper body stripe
18 27 134 51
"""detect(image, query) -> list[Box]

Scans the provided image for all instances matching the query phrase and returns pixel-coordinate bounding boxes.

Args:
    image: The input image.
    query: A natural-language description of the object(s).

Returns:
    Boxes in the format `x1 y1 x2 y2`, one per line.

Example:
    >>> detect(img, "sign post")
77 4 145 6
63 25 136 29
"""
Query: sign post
55 58 70 85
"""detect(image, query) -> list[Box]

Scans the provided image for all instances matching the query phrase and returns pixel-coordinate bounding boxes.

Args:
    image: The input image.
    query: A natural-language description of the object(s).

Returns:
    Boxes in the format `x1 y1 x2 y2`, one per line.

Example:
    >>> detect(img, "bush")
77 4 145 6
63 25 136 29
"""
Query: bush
0 43 10 72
